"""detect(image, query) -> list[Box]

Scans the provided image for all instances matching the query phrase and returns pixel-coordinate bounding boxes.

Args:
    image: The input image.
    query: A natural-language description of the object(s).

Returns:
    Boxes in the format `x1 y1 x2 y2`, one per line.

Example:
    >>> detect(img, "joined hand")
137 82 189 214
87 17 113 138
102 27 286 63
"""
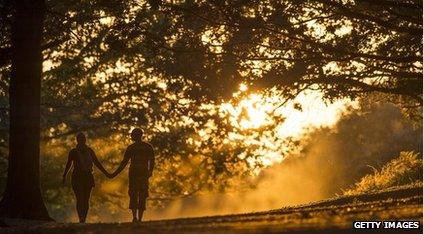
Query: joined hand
107 172 116 178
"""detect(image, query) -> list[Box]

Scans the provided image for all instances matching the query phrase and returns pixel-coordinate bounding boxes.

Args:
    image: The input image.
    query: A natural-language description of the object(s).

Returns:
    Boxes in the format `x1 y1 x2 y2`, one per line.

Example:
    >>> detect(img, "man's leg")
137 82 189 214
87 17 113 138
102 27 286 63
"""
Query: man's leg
131 209 138 222
138 209 143 221
129 187 139 222
138 189 148 221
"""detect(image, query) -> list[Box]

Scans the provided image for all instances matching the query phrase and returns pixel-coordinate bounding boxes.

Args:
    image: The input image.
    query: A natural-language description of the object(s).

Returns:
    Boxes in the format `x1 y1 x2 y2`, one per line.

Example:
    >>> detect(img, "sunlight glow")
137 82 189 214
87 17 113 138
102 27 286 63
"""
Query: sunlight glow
219 86 357 166
239 94 268 129
239 83 248 92
275 92 352 138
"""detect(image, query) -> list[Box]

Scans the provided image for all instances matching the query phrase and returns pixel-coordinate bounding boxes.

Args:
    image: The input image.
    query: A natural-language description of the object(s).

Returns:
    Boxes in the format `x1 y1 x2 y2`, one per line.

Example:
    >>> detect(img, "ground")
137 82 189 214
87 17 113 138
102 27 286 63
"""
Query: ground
1 185 422 234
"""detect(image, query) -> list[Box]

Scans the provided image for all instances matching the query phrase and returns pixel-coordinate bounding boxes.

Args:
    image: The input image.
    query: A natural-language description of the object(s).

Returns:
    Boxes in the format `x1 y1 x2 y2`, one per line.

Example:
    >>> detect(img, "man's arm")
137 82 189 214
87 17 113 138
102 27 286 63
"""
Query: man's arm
111 147 131 178
148 145 155 177
91 149 110 177
62 150 73 185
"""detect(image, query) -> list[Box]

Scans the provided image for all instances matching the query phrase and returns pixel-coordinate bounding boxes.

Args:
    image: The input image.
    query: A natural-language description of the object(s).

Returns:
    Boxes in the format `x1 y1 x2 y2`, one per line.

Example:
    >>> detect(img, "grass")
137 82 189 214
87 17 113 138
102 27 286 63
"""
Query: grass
343 151 423 195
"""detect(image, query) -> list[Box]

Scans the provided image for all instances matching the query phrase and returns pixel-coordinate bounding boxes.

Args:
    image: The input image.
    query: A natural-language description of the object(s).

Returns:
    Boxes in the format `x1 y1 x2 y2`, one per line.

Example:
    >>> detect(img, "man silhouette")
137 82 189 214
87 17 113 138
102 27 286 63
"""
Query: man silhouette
63 133 110 223
110 128 155 222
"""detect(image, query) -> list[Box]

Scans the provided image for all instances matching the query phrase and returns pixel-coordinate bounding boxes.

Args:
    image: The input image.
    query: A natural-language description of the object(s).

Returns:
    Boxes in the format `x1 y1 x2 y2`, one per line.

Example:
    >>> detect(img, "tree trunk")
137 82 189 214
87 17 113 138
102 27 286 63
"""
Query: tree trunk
0 0 51 220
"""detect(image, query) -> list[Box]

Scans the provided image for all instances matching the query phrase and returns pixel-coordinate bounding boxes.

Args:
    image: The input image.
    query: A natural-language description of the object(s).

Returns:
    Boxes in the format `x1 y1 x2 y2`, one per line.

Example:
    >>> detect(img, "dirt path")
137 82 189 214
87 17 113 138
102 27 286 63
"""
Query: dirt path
2 185 422 234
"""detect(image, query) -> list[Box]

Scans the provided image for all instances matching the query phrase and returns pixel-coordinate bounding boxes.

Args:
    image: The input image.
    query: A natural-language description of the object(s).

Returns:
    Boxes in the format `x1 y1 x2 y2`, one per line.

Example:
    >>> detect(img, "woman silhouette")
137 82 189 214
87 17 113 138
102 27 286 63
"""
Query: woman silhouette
62 133 110 223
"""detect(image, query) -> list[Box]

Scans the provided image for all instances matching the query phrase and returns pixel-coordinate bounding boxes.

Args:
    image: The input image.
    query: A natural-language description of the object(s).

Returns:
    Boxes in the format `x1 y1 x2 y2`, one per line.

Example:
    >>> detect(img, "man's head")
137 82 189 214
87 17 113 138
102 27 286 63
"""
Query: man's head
131 128 143 142
76 132 86 145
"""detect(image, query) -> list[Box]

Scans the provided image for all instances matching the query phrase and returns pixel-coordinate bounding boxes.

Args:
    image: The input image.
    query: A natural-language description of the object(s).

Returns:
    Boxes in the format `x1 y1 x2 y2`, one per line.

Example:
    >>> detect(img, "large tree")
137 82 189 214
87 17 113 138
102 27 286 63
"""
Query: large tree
1 0 421 120
144 0 422 102
0 0 51 220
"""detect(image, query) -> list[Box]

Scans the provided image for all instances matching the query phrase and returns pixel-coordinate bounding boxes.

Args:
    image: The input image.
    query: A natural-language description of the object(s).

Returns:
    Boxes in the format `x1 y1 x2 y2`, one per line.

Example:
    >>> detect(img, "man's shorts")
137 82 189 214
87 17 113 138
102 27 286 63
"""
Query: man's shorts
128 169 149 210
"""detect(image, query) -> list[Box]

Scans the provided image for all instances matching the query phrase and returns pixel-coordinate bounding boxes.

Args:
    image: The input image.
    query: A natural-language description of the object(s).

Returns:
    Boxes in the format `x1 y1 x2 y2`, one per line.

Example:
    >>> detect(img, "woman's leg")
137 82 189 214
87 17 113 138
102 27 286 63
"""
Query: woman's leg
73 182 92 223
73 187 84 222
79 186 92 223
72 177 84 223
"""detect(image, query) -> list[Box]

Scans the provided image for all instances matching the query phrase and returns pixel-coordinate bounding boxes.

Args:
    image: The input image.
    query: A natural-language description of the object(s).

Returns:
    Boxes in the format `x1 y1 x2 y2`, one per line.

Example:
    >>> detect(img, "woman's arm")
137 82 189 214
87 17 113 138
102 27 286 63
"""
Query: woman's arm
148 146 155 177
91 149 111 177
62 151 73 185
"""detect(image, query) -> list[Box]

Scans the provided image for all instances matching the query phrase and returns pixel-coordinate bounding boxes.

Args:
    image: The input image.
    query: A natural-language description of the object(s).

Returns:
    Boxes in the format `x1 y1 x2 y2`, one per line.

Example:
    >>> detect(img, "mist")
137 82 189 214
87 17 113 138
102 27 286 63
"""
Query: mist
143 102 422 220
58 102 422 223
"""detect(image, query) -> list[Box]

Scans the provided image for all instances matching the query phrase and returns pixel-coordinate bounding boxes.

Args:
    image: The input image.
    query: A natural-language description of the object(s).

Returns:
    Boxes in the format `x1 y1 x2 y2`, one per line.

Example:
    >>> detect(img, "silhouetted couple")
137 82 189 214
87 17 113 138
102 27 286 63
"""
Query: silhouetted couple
62 128 155 223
